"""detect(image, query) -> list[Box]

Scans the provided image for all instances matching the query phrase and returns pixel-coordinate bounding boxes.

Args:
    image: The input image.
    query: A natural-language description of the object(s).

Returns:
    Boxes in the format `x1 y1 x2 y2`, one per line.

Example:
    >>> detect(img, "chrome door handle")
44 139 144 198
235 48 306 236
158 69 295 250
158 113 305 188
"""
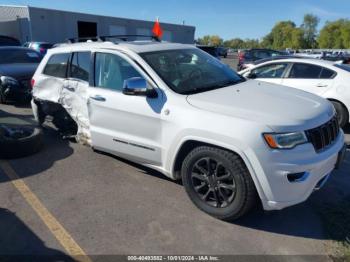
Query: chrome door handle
90 95 106 102
316 83 328 87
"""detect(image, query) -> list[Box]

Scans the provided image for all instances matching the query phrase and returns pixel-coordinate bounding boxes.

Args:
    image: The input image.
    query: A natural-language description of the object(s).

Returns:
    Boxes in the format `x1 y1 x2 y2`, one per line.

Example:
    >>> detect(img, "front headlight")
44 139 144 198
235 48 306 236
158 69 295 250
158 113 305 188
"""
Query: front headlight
263 132 308 149
0 76 19 86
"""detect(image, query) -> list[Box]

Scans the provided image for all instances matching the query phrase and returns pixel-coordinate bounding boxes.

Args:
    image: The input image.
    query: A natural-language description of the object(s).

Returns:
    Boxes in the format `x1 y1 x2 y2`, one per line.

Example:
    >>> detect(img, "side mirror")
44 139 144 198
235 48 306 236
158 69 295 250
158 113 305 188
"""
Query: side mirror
247 72 257 79
122 77 158 98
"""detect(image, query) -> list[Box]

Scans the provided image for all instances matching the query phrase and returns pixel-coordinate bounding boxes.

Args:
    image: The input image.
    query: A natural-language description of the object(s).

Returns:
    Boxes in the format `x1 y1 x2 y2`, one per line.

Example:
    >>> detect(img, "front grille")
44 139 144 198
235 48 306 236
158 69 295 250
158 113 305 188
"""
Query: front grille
306 116 339 153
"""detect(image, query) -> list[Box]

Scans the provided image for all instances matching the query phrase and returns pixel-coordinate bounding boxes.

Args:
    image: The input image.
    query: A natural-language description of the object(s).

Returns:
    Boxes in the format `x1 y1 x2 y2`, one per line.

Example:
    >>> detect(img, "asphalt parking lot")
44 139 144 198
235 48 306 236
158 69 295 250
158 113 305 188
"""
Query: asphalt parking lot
0 97 349 260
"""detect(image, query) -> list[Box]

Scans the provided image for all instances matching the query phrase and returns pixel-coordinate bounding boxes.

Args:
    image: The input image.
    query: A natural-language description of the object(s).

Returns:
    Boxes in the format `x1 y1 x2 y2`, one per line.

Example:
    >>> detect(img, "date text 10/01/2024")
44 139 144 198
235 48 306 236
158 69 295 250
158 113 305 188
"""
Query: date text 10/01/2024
127 256 220 261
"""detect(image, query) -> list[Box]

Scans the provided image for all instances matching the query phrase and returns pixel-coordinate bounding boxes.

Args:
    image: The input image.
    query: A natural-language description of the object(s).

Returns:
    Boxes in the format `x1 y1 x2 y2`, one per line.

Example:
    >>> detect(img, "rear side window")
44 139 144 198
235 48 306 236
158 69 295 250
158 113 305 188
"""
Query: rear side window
289 63 322 79
43 53 70 78
320 68 336 79
69 52 91 82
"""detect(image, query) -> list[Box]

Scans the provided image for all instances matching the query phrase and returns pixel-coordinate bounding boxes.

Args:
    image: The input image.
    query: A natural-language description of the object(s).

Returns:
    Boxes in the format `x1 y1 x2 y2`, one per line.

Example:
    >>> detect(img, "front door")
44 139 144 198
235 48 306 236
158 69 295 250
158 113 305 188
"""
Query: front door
87 51 164 165
245 62 289 85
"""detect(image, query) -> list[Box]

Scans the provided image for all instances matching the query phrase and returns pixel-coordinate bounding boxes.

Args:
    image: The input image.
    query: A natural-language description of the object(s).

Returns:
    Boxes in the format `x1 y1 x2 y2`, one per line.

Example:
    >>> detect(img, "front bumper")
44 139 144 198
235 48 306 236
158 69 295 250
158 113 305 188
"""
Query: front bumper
245 130 345 211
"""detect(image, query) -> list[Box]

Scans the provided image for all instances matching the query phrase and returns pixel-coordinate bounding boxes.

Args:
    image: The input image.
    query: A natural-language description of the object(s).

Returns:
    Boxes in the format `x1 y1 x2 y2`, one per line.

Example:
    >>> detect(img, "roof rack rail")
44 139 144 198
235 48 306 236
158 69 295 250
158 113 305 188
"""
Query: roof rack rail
66 35 160 44
66 37 101 43
98 35 160 42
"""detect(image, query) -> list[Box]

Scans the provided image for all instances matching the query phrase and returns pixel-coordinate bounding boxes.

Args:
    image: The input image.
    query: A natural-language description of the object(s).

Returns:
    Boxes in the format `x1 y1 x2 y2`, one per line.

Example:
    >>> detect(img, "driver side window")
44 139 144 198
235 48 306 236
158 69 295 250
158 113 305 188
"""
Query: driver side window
251 63 288 78
94 53 142 92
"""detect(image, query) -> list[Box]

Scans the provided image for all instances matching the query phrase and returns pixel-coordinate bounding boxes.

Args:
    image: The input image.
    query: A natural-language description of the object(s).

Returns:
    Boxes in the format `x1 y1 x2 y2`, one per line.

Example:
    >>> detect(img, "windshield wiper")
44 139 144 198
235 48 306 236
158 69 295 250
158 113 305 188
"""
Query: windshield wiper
183 79 245 95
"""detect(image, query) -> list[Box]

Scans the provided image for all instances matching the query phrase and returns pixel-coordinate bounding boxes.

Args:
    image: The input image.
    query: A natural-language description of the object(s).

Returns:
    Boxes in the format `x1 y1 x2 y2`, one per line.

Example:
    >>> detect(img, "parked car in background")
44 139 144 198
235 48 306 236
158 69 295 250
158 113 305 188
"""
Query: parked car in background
217 47 228 58
322 53 350 64
294 51 323 59
227 48 236 57
23 42 54 56
239 58 350 127
196 45 220 59
241 55 306 70
31 40 345 220
237 49 288 71
0 35 21 46
0 47 42 103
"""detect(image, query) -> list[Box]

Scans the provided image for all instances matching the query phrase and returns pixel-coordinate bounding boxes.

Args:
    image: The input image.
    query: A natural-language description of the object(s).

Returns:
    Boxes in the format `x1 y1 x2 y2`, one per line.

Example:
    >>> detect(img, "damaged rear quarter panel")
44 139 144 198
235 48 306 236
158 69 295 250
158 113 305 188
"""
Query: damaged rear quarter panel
32 76 91 145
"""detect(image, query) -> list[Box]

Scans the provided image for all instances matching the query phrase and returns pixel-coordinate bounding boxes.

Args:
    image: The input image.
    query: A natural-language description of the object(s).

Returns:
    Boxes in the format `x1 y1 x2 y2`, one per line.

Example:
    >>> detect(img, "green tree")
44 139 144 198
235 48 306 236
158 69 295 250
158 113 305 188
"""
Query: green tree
210 35 224 46
197 14 350 51
260 33 273 49
340 20 350 48
301 14 320 48
223 38 245 49
261 21 306 49
197 35 223 46
318 19 350 48
224 38 260 49
243 39 260 49
291 28 306 49
270 21 297 49
197 35 211 45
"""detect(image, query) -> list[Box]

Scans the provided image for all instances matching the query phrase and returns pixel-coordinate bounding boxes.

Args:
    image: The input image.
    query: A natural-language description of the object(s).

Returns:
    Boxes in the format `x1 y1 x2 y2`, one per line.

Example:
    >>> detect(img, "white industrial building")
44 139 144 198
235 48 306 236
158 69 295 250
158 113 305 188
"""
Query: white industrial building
0 5 196 44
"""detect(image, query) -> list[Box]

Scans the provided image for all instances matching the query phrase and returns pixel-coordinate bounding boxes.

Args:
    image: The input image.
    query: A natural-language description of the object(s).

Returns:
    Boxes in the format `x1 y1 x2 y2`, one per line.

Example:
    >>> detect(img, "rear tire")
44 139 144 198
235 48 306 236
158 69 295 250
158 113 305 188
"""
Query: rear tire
332 101 349 128
181 146 257 221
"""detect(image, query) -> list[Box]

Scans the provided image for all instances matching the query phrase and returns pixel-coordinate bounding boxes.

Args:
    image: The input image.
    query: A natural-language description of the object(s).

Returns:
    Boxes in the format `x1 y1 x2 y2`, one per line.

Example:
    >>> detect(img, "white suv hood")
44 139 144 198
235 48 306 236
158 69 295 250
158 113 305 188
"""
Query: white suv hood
186 80 334 131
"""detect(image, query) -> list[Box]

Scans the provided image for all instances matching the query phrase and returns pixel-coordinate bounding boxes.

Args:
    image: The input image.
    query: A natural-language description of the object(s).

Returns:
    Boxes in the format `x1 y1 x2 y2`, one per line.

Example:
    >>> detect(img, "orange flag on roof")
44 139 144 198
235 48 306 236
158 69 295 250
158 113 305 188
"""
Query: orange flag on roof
152 18 163 39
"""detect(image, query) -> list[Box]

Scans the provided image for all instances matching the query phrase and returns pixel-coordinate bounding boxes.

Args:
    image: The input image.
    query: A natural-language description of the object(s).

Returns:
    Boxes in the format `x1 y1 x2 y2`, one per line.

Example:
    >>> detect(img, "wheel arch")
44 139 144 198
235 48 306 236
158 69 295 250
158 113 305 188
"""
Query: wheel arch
327 98 349 122
171 138 267 202
327 98 348 112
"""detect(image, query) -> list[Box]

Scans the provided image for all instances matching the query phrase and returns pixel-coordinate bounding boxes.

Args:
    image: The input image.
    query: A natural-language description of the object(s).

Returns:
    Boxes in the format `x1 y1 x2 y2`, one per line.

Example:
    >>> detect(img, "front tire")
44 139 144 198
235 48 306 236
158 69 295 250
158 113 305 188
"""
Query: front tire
332 101 349 128
181 146 257 221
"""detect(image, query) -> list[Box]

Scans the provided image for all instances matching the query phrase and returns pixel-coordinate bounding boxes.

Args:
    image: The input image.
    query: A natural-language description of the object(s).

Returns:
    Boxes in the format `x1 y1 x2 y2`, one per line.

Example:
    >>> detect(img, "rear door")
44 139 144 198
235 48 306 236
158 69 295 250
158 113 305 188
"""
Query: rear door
65 51 92 138
37 52 71 102
87 51 164 165
281 63 336 95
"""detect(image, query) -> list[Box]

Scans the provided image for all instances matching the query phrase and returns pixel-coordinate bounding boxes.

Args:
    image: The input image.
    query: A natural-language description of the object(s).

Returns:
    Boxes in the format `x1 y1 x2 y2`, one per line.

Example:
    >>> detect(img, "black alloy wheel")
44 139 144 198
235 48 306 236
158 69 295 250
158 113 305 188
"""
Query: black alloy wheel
191 157 236 208
181 146 258 221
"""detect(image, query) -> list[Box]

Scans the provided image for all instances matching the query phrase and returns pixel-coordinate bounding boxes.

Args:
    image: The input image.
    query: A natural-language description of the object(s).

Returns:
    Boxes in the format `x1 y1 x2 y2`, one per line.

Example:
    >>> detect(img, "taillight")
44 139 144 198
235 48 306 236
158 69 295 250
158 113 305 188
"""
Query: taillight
31 78 35 88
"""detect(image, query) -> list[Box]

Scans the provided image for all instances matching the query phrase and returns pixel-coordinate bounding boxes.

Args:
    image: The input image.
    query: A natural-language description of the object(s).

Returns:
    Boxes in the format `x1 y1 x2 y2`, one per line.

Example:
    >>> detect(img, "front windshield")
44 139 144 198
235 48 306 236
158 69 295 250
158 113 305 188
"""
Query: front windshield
140 48 244 95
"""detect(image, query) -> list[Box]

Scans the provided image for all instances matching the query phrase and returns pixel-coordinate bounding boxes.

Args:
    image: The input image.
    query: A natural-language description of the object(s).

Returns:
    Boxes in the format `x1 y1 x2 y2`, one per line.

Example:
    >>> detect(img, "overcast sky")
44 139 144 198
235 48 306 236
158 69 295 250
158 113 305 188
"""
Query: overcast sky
1 0 349 40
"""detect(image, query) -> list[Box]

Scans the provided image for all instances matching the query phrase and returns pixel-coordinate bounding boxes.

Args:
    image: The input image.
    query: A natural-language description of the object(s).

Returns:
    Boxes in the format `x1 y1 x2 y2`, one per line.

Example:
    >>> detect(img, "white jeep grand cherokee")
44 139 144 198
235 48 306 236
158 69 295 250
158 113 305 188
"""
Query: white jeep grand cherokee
31 39 346 220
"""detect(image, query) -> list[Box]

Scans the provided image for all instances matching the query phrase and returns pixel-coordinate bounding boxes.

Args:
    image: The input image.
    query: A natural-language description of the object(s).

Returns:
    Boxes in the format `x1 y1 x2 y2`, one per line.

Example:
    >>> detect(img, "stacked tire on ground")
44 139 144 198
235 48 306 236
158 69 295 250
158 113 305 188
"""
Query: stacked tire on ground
0 125 43 159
